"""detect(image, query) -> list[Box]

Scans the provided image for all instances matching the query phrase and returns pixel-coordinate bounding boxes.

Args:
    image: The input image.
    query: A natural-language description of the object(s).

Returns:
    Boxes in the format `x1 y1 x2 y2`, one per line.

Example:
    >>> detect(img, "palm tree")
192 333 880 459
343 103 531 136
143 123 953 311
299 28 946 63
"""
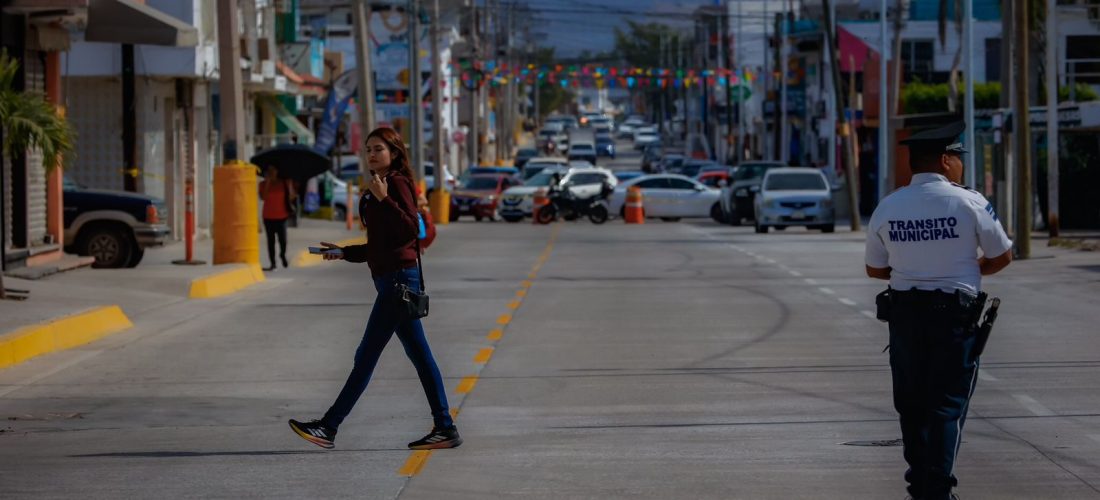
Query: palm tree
0 48 75 299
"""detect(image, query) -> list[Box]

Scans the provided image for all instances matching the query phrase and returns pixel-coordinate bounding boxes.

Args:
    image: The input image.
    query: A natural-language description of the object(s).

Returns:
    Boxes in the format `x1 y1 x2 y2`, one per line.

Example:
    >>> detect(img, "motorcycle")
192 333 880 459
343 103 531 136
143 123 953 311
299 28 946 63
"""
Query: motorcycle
535 182 612 225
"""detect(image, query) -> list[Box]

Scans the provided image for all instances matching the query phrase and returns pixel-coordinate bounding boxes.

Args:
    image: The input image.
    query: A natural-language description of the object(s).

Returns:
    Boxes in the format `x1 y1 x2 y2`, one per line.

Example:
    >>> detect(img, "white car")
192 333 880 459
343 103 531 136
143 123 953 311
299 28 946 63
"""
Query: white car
498 166 617 222
633 129 661 150
326 171 360 221
618 117 645 138
753 167 835 233
609 174 722 221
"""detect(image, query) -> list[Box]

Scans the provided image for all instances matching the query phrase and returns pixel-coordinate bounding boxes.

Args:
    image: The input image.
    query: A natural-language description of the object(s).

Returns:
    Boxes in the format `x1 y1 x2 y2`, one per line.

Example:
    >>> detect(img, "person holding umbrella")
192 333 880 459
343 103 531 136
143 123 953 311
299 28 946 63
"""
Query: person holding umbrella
288 127 461 451
258 165 296 271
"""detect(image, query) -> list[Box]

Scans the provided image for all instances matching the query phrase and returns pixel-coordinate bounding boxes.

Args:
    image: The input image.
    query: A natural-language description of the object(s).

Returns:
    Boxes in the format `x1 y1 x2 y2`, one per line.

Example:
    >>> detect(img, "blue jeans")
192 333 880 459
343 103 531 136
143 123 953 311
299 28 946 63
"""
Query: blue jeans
322 268 454 430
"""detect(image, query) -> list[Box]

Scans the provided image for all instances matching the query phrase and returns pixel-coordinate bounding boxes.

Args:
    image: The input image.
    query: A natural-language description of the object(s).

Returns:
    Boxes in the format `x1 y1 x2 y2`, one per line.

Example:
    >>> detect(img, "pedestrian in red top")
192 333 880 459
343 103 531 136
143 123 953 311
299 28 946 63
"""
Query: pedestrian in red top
258 165 296 271
288 127 460 451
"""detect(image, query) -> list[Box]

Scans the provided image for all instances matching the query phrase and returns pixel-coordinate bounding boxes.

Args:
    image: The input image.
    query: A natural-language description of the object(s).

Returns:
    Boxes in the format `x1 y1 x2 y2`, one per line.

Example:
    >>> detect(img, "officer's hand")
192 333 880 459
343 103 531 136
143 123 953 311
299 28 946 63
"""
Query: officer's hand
368 173 388 201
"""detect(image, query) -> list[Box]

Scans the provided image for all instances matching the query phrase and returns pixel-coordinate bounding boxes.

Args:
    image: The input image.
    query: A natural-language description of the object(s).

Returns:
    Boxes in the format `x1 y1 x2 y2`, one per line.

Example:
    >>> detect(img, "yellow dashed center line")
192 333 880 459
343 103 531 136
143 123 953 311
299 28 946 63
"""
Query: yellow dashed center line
398 451 432 477
398 224 559 479
473 347 495 364
456 375 479 394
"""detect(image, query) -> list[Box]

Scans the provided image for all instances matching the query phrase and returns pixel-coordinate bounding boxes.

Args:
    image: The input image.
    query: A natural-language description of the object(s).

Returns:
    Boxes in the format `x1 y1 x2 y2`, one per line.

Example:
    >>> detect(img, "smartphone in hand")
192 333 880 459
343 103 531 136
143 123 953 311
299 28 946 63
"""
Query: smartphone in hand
308 246 343 257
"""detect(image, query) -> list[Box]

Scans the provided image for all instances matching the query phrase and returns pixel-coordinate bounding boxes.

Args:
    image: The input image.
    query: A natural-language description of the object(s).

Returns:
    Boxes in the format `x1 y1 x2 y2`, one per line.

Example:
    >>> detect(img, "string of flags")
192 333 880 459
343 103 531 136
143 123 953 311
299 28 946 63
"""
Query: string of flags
455 61 756 90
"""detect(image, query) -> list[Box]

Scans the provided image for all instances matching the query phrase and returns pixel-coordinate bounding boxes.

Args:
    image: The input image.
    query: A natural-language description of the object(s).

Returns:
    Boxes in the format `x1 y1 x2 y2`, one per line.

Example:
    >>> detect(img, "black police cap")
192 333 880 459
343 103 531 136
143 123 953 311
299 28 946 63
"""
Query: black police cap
900 120 968 154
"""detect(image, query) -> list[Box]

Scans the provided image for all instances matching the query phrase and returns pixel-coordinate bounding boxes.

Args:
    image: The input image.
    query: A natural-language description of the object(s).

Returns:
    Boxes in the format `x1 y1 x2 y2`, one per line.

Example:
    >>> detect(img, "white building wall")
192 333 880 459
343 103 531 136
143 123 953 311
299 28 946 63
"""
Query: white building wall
842 20 1002 82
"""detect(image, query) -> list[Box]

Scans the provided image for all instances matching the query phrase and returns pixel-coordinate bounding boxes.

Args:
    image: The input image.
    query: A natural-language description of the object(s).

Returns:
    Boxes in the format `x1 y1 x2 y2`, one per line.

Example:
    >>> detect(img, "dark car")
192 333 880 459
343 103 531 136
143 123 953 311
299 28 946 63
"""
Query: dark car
641 145 664 173
62 177 170 268
566 143 598 165
514 148 538 168
679 159 719 178
722 161 786 225
450 174 522 221
595 136 616 159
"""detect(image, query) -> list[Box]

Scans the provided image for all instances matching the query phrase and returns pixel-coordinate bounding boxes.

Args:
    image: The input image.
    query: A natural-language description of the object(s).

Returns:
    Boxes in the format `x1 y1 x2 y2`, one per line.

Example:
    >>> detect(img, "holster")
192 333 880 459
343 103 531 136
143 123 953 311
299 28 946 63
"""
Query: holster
875 289 892 322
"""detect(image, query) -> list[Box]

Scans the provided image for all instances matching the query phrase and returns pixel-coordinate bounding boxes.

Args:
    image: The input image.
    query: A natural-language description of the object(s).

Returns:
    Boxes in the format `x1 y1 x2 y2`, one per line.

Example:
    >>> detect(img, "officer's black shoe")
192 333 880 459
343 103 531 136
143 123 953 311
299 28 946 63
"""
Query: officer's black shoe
289 419 336 449
408 426 462 450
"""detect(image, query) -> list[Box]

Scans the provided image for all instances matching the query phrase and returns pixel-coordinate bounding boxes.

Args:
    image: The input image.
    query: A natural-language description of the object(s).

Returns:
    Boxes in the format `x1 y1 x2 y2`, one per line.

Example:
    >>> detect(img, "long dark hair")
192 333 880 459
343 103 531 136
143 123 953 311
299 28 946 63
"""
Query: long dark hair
367 127 416 181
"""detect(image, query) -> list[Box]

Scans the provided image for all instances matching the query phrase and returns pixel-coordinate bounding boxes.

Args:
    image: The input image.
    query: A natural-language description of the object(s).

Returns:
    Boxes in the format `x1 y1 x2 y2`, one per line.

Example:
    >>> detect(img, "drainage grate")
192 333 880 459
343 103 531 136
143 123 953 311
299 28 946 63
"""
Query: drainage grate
841 438 903 447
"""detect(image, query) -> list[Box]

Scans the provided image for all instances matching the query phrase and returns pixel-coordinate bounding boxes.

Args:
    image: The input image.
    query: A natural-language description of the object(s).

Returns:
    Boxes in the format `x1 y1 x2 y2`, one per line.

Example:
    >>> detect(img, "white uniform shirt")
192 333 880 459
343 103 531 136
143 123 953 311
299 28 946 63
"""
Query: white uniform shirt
865 173 1013 293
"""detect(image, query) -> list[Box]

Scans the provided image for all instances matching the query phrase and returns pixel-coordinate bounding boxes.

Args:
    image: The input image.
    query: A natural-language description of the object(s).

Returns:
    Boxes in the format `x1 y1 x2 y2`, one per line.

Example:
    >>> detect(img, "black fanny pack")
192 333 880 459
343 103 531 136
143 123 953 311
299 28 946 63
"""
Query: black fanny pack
394 181 429 320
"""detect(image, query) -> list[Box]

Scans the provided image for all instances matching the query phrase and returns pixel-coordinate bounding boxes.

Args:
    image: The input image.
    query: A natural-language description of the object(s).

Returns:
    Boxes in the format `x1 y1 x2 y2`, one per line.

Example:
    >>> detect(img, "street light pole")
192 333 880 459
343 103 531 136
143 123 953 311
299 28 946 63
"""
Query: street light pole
1046 0 1059 238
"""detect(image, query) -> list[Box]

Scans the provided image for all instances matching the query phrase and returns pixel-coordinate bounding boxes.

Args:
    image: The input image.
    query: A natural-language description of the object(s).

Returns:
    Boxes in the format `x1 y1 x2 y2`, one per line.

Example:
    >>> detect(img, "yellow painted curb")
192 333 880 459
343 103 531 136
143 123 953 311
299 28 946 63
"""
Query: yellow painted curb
293 236 368 268
189 263 266 299
0 306 132 370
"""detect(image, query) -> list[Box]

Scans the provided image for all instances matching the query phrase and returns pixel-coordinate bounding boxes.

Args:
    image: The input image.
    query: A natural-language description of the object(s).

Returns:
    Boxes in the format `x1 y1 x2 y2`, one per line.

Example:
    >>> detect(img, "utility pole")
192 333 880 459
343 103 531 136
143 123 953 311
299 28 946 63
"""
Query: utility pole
824 0 837 175
964 0 975 186
217 0 245 161
779 4 789 163
467 3 480 169
877 0 888 202
1015 0 1032 258
762 0 770 160
409 0 424 181
735 0 744 163
430 0 450 223
1046 0 1059 238
821 0 860 231
352 0 376 179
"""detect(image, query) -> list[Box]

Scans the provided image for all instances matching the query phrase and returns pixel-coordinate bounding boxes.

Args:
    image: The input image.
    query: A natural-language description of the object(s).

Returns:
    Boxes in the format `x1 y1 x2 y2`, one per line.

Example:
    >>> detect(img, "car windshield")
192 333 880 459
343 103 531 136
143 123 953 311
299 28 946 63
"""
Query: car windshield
517 149 536 157
765 173 827 191
462 177 500 190
733 164 772 181
572 145 594 152
525 171 561 187
523 165 547 179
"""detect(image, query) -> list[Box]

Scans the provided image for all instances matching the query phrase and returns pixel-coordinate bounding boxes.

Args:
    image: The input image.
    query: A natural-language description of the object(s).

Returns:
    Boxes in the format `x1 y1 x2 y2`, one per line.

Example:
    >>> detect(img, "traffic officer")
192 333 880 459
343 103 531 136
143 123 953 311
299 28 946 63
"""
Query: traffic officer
864 121 1013 500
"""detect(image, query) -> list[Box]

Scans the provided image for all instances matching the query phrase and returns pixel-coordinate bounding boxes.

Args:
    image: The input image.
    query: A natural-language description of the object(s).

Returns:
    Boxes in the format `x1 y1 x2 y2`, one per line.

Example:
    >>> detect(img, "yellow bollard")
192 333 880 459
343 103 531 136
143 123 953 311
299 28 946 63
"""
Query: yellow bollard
213 161 260 265
429 189 451 225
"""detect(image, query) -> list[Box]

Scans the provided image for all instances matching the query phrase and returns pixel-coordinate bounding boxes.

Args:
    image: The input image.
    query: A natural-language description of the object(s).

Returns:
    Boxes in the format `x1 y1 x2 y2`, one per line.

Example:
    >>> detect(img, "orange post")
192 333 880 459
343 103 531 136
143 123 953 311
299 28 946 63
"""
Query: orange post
624 186 645 224
532 189 550 225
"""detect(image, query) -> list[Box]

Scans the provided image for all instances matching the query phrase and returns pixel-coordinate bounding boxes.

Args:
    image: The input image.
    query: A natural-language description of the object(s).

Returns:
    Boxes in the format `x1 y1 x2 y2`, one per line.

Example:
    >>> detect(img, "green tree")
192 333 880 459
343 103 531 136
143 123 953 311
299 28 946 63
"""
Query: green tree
0 49 75 299
613 21 683 69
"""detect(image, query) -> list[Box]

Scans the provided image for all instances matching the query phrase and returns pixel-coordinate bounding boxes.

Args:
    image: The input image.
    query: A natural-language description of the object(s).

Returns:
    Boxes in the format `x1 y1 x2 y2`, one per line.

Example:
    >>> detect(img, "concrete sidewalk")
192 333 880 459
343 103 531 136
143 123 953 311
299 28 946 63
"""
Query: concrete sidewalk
0 218 364 367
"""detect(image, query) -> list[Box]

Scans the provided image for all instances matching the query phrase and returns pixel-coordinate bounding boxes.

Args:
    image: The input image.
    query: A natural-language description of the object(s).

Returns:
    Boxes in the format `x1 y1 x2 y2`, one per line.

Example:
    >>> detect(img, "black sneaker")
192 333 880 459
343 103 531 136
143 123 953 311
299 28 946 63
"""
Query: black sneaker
289 419 336 449
408 426 462 450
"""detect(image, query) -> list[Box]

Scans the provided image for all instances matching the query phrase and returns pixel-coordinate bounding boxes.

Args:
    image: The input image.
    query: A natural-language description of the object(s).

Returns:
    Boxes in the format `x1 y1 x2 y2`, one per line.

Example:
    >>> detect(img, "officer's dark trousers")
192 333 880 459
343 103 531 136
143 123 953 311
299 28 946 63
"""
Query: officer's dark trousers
888 290 979 500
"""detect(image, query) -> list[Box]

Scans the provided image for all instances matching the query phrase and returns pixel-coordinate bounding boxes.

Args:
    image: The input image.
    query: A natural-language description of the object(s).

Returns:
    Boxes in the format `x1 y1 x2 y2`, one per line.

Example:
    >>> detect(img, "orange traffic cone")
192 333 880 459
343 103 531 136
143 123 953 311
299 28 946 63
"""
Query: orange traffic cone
624 186 644 224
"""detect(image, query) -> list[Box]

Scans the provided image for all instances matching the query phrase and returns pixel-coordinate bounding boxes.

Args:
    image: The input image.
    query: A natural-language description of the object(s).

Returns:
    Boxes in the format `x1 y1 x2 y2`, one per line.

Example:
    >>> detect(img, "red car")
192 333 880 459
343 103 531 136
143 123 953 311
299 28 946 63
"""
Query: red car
450 174 522 221
696 170 731 188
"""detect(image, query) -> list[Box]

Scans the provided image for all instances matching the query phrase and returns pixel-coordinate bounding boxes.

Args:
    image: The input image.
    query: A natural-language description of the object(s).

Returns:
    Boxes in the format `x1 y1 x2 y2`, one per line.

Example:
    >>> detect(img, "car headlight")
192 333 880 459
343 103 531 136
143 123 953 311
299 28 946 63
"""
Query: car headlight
764 199 778 209
479 196 496 205
820 198 833 209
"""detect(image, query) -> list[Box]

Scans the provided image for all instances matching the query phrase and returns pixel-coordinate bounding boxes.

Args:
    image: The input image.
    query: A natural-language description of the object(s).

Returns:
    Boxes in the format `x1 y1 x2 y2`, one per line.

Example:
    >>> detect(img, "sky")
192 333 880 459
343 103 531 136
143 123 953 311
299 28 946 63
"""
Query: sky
527 0 791 70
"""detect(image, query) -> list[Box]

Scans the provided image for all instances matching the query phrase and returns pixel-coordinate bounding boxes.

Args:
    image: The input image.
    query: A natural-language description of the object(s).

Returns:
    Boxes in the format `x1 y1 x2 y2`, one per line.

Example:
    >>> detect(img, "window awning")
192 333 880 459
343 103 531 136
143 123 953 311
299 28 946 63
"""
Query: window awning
85 0 198 47
259 95 315 145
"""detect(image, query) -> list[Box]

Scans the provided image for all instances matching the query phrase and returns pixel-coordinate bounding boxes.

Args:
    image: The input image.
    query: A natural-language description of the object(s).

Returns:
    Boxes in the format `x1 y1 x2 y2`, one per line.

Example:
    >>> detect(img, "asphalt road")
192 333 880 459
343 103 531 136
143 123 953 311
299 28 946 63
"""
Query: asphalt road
2 143 1099 499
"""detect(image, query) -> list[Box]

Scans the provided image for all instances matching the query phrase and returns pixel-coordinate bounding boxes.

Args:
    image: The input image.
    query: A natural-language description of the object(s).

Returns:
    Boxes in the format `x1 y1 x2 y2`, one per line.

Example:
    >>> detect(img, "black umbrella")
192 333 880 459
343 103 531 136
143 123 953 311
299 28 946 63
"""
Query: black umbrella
250 145 330 183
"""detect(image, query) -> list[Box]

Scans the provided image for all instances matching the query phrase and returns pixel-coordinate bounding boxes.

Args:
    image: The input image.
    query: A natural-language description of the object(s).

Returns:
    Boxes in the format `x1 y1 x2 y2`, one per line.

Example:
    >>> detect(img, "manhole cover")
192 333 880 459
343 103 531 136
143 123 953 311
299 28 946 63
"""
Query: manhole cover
841 439 903 447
